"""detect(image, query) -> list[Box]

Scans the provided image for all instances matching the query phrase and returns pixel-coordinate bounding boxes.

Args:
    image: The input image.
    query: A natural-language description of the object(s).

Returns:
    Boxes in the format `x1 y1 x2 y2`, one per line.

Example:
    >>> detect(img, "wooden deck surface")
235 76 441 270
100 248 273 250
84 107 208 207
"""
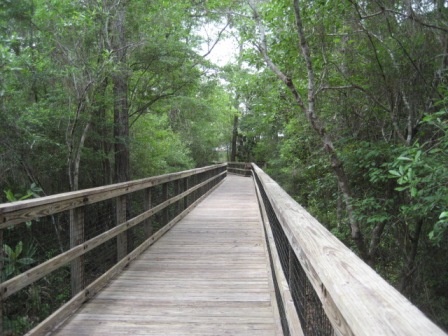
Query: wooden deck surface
52 175 282 336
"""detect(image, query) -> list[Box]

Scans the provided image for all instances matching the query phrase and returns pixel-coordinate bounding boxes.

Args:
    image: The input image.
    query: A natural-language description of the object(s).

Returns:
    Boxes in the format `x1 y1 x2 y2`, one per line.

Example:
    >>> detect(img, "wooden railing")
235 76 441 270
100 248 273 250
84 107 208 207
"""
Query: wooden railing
251 163 446 336
2 162 445 336
227 162 252 177
0 164 227 336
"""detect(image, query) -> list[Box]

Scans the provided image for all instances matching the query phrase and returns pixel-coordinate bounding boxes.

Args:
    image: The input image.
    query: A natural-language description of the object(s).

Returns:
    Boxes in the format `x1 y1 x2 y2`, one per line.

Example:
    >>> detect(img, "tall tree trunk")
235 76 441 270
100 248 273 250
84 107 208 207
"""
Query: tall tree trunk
231 114 238 161
113 76 129 183
92 78 112 186
112 4 130 183
292 0 367 259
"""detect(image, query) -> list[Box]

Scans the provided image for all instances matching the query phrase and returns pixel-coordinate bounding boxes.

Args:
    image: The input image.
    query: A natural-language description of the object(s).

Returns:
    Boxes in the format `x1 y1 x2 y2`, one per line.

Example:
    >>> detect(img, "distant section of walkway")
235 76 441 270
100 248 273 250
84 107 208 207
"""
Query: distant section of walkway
53 175 282 335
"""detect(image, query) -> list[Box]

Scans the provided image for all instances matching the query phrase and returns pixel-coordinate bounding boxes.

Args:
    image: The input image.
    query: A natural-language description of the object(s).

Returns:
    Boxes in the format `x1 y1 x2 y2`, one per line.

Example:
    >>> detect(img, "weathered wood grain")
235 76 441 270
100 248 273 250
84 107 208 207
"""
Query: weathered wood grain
69 207 85 296
49 175 281 336
252 163 446 336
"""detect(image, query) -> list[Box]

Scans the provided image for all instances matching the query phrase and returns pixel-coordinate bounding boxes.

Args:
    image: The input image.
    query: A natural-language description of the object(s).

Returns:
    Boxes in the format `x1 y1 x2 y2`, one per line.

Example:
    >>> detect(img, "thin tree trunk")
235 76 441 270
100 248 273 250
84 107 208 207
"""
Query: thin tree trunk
112 4 130 184
231 114 238 161
72 122 91 191
294 0 367 259
399 219 423 294
368 221 387 267
113 77 130 183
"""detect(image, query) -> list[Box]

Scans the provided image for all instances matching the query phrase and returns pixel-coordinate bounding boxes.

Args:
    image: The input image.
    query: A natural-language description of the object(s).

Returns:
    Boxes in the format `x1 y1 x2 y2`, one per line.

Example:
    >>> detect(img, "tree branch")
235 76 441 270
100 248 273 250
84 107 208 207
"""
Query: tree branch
201 21 231 59
247 0 305 110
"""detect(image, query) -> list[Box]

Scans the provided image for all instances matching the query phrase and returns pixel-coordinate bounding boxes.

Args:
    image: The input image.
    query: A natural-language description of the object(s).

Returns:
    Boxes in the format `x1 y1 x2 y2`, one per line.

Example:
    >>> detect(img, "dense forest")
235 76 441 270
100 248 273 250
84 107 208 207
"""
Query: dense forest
1 0 447 332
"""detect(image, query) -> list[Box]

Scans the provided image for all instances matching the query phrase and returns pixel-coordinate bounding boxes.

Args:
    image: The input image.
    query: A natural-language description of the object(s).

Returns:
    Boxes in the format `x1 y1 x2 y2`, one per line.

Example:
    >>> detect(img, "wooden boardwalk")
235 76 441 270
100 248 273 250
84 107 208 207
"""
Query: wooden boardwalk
53 175 282 335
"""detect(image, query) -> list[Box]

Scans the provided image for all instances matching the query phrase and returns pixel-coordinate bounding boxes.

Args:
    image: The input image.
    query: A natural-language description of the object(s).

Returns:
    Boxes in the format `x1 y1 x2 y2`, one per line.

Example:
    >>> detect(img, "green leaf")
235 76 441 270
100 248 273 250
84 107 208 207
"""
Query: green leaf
18 192 33 201
389 170 401 177
15 241 23 256
18 257 34 265
415 150 422 161
4 265 14 277
395 186 408 191
4 189 16 202
3 244 14 258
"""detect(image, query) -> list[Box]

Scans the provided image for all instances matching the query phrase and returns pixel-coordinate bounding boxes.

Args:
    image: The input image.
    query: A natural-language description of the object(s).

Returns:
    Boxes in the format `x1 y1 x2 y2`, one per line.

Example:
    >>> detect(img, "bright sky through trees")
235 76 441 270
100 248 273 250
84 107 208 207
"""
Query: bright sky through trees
197 23 238 66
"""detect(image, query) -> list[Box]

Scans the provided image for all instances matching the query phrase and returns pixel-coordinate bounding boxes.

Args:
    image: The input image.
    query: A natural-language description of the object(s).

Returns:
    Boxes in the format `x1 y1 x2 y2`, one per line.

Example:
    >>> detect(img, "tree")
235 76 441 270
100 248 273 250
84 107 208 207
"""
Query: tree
229 0 448 327
245 0 368 258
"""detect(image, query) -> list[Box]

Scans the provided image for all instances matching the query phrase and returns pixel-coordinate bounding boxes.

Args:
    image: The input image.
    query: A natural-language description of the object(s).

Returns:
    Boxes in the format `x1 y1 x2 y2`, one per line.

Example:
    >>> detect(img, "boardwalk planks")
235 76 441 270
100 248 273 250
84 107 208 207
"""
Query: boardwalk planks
51 176 282 336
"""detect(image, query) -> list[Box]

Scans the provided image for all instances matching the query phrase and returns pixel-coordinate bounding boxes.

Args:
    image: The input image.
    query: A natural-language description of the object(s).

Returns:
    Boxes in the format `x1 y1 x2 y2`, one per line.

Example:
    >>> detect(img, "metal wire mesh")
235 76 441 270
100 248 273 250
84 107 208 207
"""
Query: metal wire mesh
3 265 71 336
83 199 118 287
290 249 333 335
2 215 72 336
261 223 290 336
254 173 334 336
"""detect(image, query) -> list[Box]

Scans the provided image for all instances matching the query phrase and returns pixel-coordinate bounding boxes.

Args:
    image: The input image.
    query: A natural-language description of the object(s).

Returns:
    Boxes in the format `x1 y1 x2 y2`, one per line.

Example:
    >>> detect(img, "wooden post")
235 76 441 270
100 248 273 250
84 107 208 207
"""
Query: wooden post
175 180 181 216
183 178 189 209
193 174 198 202
162 183 168 225
143 188 153 238
116 195 127 261
70 207 85 296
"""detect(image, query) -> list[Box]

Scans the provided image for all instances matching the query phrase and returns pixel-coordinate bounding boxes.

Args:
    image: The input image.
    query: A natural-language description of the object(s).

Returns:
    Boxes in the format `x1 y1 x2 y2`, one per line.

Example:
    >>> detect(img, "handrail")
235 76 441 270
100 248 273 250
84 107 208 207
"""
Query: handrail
252 163 445 336
0 163 227 228
0 164 227 336
227 162 251 177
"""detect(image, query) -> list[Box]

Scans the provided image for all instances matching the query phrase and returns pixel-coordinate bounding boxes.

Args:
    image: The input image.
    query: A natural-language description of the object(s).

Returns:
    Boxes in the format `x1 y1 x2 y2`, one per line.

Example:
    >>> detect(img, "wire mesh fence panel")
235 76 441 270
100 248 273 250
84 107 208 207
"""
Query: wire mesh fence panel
127 189 146 253
82 199 118 287
1 212 72 336
290 249 333 336
150 184 163 232
2 265 71 336
84 199 116 241
254 172 334 336
84 238 117 286
255 174 290 279
262 224 290 336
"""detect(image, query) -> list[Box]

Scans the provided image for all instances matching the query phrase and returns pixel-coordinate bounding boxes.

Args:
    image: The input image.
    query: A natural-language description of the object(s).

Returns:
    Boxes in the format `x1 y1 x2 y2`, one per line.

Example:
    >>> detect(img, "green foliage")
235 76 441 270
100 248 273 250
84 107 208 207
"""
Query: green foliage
387 108 448 245
3 316 33 336
131 113 194 177
1 241 36 281
3 183 42 202
3 184 43 229
1 0 447 331
431 212 448 244
233 0 448 328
